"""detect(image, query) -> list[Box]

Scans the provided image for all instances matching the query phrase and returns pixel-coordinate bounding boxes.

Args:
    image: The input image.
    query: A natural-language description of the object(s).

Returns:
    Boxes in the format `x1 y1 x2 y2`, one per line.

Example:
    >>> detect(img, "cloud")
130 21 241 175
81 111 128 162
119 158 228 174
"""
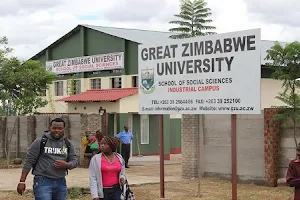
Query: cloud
1 0 300 61
0 0 63 16
103 0 174 22
245 0 300 27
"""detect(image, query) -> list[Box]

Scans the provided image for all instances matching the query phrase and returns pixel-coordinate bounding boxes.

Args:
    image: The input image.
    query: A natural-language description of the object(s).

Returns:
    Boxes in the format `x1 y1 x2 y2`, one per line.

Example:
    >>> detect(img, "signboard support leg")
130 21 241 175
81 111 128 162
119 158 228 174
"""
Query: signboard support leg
159 114 165 198
197 114 203 197
231 114 237 200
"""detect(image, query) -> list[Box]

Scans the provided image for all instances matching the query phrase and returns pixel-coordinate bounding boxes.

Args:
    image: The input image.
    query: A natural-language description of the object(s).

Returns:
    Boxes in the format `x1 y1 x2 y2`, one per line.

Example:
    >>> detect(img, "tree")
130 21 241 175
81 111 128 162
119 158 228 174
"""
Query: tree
169 0 216 39
0 36 13 61
265 41 300 148
0 37 56 116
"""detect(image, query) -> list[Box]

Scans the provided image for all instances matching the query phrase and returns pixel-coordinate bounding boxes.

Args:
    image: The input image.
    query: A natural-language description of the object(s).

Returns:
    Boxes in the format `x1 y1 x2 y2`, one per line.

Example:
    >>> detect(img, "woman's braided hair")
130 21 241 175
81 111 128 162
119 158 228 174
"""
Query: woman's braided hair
102 136 120 152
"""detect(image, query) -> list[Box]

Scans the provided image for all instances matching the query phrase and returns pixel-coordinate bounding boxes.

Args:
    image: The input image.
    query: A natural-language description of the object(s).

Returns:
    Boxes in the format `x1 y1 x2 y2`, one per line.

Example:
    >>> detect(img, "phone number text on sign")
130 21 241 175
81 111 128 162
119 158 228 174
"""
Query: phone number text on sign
151 98 241 105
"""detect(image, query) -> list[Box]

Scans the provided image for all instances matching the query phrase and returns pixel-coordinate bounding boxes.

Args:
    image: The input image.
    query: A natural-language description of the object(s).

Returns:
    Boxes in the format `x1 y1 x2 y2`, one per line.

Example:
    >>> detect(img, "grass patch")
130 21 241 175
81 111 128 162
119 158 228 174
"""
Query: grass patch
67 187 83 199
0 177 295 200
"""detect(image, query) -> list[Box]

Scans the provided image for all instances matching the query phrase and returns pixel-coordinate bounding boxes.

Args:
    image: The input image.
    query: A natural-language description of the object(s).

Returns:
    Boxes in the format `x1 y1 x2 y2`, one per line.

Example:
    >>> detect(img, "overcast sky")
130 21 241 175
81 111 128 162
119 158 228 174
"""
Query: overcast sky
1 0 299 60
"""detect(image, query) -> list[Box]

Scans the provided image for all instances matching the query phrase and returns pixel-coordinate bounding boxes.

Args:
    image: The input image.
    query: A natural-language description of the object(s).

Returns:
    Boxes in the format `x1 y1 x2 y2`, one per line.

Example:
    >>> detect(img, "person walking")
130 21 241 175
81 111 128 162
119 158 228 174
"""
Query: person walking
89 136 126 200
17 118 78 200
116 126 133 168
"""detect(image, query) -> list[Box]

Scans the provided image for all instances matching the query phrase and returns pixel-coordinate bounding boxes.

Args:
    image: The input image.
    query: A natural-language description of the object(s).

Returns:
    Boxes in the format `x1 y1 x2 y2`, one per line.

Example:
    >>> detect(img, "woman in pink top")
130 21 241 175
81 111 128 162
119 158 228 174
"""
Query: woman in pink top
89 136 126 200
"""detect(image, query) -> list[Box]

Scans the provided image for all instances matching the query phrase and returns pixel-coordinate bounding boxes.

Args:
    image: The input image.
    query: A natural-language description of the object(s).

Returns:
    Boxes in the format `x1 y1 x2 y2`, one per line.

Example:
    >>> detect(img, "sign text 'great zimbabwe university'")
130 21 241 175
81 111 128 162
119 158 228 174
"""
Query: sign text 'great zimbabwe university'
140 35 255 75
138 29 261 115
46 52 124 75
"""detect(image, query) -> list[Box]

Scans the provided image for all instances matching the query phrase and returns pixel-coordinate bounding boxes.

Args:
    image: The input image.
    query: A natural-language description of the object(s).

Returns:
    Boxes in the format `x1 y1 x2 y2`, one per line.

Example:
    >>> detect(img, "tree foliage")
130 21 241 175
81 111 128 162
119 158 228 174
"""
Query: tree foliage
0 37 56 116
0 36 13 61
169 0 216 39
266 41 300 148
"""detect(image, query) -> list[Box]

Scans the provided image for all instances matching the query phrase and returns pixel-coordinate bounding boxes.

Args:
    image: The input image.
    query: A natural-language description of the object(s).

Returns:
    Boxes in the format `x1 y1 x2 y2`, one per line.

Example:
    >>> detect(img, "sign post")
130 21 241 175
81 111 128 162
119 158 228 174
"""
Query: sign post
159 115 165 198
138 29 261 200
231 114 237 200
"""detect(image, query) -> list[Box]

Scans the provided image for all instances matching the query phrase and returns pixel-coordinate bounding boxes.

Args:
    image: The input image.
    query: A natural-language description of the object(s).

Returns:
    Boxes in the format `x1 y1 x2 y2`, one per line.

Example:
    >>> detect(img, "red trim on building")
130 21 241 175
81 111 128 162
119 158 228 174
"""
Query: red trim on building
58 88 138 102
170 148 181 154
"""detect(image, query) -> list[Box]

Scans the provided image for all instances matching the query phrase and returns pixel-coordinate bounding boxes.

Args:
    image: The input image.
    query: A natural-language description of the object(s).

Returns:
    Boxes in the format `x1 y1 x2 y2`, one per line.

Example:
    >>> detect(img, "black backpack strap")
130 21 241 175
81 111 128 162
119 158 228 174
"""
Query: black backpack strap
64 138 72 175
64 138 71 162
32 135 48 172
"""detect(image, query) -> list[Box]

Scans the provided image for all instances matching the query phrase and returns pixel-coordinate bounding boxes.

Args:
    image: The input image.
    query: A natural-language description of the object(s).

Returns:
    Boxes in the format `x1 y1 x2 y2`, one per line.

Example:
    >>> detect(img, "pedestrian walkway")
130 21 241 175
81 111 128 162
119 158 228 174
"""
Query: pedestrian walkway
130 154 181 165
0 155 182 191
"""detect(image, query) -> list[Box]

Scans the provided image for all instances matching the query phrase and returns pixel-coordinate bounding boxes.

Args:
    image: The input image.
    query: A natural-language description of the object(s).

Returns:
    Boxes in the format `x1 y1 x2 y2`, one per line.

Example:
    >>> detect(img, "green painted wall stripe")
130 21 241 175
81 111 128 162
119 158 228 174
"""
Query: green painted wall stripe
163 115 170 154
170 119 181 149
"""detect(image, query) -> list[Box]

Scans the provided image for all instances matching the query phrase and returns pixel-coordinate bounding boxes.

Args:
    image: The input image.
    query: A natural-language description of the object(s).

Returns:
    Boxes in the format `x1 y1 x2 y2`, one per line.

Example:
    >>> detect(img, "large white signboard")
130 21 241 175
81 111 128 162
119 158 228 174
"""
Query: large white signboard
138 29 261 114
46 52 124 75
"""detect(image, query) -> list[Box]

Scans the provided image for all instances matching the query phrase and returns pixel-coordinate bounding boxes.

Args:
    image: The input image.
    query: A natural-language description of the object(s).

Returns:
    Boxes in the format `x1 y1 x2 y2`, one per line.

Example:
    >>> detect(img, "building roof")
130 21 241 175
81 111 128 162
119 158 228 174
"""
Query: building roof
82 24 172 44
30 24 289 66
31 24 172 60
58 88 138 102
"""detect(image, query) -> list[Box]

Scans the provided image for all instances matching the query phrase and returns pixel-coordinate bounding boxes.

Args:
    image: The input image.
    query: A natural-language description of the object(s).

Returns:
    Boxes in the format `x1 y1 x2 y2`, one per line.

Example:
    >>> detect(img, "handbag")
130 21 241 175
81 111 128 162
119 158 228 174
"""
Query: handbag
120 180 136 200
90 140 99 151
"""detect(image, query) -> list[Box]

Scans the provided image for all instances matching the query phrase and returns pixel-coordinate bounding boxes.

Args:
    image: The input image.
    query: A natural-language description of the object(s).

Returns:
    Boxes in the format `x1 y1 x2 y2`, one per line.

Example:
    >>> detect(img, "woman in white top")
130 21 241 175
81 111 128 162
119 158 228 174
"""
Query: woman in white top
89 136 126 200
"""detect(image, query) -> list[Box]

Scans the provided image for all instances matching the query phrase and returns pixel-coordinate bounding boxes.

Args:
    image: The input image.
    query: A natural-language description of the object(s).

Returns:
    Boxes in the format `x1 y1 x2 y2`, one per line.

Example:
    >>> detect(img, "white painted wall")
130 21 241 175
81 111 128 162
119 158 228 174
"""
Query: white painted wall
37 76 287 114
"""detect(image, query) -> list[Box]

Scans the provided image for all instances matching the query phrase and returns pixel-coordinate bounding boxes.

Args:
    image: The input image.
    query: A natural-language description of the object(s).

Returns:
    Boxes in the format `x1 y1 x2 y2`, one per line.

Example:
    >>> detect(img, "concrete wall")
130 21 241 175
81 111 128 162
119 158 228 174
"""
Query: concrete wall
279 121 300 179
182 113 265 184
0 114 102 166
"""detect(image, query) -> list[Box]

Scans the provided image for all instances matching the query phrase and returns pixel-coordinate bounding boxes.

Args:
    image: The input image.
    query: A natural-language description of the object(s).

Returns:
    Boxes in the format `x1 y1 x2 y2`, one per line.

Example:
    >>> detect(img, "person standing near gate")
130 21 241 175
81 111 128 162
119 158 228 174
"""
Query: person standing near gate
116 125 133 168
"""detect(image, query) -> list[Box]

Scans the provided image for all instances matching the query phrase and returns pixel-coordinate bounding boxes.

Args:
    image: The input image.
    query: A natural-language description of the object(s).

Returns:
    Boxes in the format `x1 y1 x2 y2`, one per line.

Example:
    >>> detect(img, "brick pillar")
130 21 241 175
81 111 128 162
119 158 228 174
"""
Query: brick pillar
264 108 280 187
181 114 199 178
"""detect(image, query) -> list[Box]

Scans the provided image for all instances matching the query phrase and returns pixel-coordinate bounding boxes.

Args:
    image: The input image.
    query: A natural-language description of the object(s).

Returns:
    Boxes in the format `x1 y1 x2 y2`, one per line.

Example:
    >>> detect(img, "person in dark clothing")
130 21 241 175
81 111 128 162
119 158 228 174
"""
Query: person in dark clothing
17 118 78 200
286 144 300 200
116 125 133 168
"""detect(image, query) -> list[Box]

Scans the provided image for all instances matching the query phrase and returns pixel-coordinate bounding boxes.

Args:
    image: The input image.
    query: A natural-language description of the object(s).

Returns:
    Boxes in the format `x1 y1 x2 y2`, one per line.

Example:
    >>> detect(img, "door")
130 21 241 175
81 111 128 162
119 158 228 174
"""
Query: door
100 109 108 135
128 114 133 157
107 113 115 136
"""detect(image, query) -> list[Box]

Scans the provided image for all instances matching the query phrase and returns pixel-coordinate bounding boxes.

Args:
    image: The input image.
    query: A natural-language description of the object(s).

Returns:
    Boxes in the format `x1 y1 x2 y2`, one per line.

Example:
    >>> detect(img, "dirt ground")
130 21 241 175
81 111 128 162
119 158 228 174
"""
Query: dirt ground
0 164 182 191
0 177 294 200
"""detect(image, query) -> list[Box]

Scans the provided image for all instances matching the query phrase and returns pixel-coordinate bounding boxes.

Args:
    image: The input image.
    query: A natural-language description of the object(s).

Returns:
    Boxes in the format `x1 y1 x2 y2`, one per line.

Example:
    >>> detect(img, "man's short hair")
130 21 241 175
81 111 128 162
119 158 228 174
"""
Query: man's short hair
50 118 66 127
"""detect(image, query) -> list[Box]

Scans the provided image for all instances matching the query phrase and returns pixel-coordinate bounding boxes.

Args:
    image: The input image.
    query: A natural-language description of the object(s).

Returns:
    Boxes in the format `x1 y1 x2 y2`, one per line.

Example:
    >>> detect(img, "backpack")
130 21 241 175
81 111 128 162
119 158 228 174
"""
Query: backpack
32 134 71 173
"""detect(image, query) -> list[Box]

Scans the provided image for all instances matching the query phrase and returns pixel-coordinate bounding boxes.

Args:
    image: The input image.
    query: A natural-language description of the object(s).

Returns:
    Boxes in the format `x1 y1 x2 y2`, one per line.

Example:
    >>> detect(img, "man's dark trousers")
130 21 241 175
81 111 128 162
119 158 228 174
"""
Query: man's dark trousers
121 143 130 167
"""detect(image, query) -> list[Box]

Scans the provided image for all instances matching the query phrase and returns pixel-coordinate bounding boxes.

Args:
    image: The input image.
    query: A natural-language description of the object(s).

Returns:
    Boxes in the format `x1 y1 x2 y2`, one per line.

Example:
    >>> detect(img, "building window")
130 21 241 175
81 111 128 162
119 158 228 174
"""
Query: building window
132 76 138 87
54 81 64 96
90 78 101 89
68 79 81 95
111 77 122 88
140 114 149 144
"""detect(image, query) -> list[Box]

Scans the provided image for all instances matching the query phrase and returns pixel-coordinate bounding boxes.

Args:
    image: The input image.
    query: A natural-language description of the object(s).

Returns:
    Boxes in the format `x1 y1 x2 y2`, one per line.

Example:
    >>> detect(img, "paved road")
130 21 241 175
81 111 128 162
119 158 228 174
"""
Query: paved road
0 164 182 191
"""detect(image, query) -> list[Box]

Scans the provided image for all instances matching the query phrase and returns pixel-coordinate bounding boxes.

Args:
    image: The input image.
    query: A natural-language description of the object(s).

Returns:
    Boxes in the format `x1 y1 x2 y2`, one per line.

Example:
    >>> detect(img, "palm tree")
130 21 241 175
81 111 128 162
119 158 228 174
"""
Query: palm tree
169 0 216 39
